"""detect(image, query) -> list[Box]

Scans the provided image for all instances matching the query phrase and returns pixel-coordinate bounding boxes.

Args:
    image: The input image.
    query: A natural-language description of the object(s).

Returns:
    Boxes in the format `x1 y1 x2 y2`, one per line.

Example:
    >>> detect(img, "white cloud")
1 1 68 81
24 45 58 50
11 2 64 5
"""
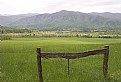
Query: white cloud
0 0 121 15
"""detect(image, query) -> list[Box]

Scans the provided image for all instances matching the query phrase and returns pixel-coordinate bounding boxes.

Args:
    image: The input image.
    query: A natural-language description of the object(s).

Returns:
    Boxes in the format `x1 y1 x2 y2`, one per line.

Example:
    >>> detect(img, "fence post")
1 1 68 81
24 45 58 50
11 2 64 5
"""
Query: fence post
103 45 109 78
68 59 70 75
36 48 43 82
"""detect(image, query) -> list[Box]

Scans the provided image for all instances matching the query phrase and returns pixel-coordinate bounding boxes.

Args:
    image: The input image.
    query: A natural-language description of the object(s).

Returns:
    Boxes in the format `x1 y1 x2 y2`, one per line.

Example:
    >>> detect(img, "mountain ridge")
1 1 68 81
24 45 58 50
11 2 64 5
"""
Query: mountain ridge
0 10 121 30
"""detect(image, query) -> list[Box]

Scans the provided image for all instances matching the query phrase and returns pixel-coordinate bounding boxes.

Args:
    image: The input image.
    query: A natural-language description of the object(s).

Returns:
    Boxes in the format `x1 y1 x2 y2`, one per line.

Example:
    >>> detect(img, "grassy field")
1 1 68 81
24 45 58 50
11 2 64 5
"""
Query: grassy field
0 38 121 82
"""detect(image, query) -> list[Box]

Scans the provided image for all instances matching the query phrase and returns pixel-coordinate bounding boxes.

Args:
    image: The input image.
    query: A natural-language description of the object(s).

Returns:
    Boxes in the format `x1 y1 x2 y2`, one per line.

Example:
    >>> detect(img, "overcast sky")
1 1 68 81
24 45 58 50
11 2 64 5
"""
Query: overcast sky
0 0 121 15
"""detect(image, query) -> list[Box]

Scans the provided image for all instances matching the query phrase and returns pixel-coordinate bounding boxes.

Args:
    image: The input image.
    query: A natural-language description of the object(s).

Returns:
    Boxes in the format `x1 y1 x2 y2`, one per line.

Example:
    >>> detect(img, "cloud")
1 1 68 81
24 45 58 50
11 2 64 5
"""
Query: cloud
0 0 121 14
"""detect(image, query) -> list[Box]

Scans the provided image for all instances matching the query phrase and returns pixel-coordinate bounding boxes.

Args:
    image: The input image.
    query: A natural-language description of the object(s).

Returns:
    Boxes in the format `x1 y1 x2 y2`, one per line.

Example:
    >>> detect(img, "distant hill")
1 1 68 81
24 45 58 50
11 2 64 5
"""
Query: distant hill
0 13 39 25
0 16 12 25
90 12 121 21
0 10 121 30
8 13 39 21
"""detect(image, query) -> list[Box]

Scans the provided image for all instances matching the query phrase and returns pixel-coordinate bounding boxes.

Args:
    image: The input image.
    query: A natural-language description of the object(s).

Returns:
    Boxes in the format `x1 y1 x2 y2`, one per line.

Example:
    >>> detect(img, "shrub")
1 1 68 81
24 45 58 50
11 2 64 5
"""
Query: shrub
0 35 12 41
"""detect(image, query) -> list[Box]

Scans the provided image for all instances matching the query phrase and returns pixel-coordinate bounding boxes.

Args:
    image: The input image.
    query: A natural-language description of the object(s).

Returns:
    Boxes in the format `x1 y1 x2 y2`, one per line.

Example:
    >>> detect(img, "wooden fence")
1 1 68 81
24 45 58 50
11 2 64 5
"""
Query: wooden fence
36 45 109 82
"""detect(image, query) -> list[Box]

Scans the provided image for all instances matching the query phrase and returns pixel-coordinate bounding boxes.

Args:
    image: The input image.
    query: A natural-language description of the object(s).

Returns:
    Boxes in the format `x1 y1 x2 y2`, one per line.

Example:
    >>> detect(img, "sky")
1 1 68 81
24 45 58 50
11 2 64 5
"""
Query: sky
0 0 121 15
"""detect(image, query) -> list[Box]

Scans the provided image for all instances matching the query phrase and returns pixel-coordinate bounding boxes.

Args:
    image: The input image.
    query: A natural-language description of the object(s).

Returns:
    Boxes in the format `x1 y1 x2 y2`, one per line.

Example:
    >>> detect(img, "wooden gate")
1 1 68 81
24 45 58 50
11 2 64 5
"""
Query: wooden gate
36 45 109 82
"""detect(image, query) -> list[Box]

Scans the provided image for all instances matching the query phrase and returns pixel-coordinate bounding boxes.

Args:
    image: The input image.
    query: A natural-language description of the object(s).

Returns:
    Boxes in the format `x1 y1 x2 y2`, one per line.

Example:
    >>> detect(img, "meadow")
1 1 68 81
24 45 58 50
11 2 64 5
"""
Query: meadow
0 38 121 82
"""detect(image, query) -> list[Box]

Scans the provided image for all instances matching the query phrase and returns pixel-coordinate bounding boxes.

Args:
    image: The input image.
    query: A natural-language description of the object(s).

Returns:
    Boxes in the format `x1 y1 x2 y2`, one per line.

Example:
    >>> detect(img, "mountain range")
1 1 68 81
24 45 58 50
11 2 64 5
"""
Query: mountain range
0 10 121 30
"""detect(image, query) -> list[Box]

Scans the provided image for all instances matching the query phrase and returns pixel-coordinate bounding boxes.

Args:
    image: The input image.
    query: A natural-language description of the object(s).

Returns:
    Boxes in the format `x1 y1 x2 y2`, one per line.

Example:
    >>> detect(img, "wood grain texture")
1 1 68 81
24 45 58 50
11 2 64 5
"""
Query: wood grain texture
41 48 107 59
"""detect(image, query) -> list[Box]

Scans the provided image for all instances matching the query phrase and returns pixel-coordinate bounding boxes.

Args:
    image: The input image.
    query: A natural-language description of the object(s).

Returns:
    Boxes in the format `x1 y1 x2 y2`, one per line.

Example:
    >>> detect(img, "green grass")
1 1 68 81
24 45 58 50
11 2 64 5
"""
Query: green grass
0 38 121 82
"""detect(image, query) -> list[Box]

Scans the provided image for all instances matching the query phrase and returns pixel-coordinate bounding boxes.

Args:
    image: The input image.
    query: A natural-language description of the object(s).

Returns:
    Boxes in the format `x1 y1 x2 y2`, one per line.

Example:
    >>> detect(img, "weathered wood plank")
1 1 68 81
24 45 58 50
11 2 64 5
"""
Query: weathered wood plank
41 48 107 59
103 45 109 78
36 48 43 82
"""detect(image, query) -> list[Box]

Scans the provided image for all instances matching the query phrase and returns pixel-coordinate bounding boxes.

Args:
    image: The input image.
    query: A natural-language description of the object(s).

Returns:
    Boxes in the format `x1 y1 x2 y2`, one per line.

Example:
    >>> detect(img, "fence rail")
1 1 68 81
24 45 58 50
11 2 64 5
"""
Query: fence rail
36 45 109 82
41 48 107 59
